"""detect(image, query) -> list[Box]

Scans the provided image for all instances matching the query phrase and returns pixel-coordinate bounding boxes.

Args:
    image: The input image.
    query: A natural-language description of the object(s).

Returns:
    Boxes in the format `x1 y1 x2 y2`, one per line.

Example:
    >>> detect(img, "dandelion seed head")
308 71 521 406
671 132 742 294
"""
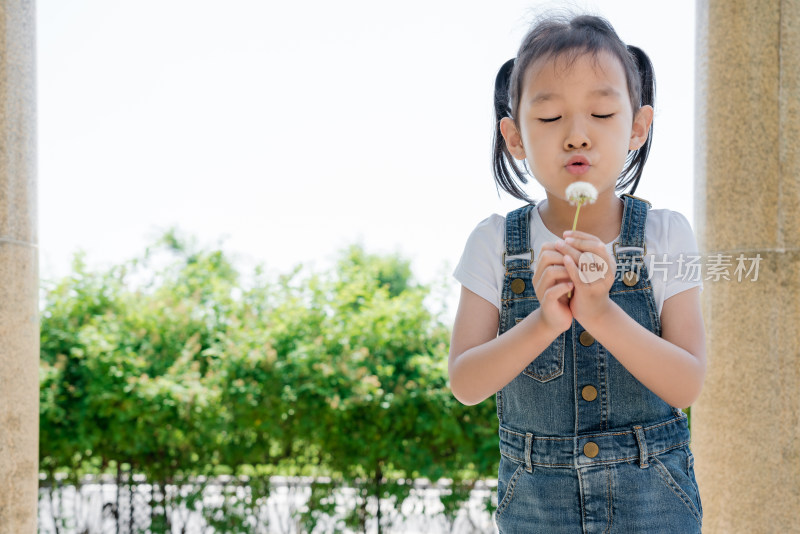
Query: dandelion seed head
565 182 598 206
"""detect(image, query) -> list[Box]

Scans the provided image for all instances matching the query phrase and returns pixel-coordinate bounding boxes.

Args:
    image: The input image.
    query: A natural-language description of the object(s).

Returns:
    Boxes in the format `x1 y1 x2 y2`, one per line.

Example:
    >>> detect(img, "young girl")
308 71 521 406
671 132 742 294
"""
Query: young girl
449 14 705 533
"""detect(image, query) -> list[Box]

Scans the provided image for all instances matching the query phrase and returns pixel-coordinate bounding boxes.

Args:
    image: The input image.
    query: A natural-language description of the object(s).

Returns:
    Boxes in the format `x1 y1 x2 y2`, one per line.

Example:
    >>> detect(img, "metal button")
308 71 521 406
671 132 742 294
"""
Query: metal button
584 442 599 458
579 331 595 346
622 270 639 287
582 385 598 402
511 278 525 294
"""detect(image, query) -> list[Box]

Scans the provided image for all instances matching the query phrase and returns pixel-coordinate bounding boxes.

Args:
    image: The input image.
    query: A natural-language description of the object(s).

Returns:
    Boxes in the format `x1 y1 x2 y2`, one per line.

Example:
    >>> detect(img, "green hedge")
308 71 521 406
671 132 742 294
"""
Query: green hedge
39 232 498 531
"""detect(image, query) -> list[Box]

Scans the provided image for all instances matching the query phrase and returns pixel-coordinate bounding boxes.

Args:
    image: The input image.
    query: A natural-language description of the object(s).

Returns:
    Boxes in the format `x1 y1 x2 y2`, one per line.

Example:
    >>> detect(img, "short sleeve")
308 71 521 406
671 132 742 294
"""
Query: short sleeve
662 211 703 301
453 214 505 310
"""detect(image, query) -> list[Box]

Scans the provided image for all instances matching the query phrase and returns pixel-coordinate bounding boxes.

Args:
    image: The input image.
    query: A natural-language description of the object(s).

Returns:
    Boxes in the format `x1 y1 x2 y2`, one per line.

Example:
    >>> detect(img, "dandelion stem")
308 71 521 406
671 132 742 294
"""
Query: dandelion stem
567 198 585 299
572 199 584 232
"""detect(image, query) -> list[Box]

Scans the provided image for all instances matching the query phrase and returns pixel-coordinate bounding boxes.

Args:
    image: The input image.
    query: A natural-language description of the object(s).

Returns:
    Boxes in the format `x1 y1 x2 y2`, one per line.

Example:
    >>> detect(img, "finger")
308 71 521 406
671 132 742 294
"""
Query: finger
562 230 604 249
554 239 582 263
536 266 567 296
539 241 557 253
562 253 582 286
537 249 566 268
563 230 601 241
538 264 570 289
546 280 575 303
533 250 566 282
538 242 561 262
570 238 615 272
564 235 607 256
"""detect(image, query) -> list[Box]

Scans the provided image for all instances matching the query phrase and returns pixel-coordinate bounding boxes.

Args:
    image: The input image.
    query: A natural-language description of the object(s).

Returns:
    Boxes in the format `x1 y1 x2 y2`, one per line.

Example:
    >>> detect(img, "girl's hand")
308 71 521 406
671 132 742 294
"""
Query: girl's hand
556 230 616 324
532 242 574 333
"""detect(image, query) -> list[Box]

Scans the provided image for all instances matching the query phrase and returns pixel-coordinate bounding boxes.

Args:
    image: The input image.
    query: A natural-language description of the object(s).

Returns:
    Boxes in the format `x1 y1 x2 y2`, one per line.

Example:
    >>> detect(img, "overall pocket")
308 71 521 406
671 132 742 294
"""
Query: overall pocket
495 455 526 519
651 446 703 525
515 317 565 382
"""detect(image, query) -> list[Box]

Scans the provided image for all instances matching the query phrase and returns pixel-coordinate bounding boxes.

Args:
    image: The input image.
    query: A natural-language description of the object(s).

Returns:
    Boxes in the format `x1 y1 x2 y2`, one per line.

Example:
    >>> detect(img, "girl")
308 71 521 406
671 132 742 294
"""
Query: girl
449 14 705 533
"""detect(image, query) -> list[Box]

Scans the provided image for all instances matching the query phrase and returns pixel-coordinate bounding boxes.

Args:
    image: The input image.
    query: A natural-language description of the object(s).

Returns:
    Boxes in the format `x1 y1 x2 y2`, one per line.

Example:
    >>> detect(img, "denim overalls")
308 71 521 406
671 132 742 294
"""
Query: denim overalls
494 195 702 533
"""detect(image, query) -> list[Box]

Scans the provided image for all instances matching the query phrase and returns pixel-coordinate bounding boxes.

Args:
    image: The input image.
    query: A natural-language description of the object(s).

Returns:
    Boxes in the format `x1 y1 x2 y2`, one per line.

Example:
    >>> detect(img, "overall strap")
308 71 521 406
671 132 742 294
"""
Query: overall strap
614 194 650 263
504 204 535 272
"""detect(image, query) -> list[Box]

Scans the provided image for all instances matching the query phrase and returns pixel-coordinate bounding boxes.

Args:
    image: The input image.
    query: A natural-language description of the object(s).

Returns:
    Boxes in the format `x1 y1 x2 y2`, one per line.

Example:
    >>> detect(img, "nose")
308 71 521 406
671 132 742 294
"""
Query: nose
564 118 591 150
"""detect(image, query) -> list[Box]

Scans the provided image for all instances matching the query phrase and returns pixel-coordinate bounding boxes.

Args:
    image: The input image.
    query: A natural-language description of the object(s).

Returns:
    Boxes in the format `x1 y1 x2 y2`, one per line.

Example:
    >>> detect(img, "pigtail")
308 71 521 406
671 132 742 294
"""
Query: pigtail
619 45 656 195
492 58 533 203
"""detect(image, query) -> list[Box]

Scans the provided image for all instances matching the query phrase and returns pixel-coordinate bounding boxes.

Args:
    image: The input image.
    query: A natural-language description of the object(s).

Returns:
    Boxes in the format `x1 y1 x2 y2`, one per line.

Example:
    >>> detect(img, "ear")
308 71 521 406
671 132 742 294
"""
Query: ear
629 104 654 150
500 117 526 160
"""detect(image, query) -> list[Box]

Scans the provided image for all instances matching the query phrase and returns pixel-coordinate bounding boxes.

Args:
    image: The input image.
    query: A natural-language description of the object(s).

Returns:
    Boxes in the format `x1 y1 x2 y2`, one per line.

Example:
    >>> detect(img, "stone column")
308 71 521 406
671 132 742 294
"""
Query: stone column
0 1 38 532
693 0 800 532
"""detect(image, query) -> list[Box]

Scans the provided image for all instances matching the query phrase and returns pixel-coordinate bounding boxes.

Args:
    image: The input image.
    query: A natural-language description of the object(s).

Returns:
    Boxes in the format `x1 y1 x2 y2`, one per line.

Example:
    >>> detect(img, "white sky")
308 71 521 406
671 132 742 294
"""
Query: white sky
37 1 696 316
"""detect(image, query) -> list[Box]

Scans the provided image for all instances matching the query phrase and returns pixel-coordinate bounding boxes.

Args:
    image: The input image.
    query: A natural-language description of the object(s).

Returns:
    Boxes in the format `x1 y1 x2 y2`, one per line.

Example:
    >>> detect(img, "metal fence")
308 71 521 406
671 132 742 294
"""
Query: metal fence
39 475 498 534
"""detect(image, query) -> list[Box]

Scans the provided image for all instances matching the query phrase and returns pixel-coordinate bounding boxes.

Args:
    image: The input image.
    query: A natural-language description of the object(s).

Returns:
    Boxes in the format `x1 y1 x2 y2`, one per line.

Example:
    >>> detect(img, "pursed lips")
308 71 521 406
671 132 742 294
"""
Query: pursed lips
566 155 590 175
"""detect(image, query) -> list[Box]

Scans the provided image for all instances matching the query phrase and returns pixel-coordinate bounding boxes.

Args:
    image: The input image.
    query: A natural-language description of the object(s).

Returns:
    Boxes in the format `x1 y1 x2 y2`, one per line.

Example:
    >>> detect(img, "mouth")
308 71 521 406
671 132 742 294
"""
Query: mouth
565 156 590 175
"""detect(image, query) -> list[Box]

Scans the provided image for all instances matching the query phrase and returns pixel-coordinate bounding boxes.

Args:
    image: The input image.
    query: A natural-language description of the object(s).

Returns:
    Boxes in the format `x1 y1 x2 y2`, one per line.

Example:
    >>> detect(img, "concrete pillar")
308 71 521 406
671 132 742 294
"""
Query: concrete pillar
694 0 800 532
0 0 38 532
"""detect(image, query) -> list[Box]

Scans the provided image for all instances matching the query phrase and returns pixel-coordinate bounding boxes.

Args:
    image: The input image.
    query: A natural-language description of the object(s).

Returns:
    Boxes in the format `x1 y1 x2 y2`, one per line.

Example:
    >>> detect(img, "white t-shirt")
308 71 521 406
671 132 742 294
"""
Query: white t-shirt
454 202 702 316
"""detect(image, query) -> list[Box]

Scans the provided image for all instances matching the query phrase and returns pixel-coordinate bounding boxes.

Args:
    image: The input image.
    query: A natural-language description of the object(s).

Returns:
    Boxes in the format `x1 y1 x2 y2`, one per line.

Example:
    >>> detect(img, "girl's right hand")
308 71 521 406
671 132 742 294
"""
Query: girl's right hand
532 242 574 333
448 242 574 406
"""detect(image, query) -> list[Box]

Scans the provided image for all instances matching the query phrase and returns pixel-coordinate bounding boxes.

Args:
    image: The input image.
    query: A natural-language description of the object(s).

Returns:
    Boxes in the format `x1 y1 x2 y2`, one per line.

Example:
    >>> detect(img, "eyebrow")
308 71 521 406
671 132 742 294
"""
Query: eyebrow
529 86 622 105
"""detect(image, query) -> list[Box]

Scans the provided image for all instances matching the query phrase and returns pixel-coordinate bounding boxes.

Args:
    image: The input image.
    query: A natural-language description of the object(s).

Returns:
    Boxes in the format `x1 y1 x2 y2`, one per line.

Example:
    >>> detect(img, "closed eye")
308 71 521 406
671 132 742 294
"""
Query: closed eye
592 113 615 119
538 116 561 123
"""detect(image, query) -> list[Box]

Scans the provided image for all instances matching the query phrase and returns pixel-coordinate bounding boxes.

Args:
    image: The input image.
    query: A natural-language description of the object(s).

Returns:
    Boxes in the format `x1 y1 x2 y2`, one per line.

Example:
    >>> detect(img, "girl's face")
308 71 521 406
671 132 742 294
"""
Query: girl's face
501 51 652 204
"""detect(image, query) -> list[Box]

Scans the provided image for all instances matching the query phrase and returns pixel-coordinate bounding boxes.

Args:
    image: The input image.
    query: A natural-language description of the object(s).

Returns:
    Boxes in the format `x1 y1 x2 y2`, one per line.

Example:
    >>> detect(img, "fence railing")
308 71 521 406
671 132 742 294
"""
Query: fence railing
39 474 497 534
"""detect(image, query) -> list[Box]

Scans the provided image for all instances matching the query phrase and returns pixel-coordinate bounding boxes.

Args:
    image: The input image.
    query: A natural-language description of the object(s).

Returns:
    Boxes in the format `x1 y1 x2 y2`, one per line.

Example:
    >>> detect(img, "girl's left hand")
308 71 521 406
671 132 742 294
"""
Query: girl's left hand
556 230 616 324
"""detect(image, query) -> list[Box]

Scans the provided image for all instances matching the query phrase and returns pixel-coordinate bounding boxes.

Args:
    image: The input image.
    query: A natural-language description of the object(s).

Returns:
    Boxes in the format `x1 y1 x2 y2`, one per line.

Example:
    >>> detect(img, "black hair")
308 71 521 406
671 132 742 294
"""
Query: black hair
492 14 656 203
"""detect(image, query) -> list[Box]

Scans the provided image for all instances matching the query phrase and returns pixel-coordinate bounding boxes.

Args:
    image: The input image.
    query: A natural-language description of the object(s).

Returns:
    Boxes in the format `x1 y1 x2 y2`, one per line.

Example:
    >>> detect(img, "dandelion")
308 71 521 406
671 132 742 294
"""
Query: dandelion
565 181 599 232
565 182 598 298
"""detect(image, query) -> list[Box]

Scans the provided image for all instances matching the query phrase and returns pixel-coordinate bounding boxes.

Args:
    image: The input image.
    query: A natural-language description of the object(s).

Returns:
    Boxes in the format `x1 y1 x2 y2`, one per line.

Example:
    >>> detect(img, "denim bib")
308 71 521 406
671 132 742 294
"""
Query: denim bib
493 195 702 533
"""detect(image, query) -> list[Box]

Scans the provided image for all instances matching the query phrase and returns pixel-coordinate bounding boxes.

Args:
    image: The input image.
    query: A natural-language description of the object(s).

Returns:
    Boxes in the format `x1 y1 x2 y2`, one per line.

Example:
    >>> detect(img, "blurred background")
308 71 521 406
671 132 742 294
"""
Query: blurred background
39 0 695 320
